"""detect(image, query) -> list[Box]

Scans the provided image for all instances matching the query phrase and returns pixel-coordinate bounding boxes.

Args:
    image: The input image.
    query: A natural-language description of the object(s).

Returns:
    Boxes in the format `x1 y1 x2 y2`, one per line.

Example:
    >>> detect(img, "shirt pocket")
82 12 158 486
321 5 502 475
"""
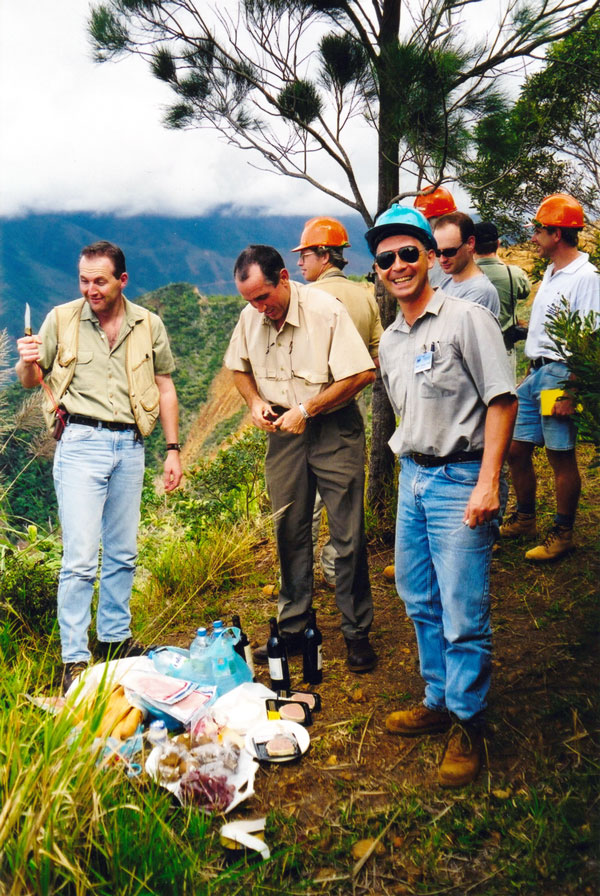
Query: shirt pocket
292 367 329 386
418 341 458 399
132 354 160 411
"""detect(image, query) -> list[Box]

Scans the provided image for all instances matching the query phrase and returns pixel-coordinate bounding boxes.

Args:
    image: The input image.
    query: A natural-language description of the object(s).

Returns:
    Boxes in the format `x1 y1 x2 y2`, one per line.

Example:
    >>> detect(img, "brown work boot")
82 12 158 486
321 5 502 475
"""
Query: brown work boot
525 525 575 562
438 720 484 788
386 703 450 737
499 510 536 539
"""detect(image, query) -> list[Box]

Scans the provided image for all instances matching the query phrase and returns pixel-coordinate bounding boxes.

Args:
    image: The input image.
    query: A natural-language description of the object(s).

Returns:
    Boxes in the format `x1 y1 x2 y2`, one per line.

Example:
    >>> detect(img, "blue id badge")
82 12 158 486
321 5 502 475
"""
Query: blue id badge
414 350 433 373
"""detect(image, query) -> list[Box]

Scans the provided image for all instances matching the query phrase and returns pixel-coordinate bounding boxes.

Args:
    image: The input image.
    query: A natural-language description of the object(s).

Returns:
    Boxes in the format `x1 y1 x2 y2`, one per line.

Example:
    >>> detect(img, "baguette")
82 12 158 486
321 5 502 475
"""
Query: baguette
98 688 132 737
112 707 143 741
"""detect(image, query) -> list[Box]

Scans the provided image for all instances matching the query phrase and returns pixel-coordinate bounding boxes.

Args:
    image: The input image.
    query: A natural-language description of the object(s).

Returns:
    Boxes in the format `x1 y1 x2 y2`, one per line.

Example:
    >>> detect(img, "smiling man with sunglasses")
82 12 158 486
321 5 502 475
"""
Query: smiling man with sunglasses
433 212 500 318
365 205 516 787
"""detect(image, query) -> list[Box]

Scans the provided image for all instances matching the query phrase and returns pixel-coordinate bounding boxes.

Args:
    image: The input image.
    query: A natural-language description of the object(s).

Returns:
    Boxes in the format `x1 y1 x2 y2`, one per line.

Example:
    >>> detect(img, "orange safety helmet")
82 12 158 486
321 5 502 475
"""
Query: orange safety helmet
534 193 584 228
292 217 350 251
414 186 457 219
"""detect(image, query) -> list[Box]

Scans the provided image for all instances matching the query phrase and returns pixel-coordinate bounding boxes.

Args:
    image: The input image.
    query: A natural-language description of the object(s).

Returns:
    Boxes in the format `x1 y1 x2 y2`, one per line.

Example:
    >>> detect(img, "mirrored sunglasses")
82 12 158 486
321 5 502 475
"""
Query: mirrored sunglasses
434 242 464 258
375 246 423 269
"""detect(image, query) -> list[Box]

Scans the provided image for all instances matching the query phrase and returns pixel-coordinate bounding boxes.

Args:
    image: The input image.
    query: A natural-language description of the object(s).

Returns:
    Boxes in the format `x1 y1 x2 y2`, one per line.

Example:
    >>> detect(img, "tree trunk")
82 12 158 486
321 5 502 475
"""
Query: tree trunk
367 0 401 520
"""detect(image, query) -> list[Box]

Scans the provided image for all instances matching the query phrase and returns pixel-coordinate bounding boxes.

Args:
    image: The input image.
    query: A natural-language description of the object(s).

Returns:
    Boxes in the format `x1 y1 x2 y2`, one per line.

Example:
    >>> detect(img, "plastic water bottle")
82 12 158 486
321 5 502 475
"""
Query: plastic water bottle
146 719 169 754
211 630 236 697
148 646 192 679
211 619 224 641
189 627 212 686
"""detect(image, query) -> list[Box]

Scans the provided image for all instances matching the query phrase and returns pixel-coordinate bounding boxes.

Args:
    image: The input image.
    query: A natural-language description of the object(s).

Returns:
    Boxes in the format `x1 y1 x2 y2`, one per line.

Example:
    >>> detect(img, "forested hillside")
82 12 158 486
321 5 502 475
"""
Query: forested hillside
0 211 373 340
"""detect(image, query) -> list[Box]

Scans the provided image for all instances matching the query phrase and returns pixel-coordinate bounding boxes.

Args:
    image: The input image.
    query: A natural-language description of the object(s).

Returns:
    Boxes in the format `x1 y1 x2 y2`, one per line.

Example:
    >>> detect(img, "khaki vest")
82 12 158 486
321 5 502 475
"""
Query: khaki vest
41 298 161 438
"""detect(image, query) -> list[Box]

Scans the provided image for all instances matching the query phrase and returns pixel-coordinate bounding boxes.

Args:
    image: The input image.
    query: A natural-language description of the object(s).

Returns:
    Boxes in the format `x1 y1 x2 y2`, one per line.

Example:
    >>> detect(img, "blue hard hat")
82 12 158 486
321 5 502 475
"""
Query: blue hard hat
365 204 437 255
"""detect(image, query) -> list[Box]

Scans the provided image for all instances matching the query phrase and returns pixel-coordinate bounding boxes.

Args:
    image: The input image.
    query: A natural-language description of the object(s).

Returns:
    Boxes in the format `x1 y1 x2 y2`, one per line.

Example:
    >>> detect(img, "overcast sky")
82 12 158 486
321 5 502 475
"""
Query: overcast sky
0 0 375 220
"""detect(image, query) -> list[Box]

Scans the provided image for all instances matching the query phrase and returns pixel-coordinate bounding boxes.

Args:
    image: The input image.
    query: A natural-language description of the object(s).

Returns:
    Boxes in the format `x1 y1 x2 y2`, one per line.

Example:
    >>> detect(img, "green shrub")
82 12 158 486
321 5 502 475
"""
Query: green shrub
0 549 58 634
171 426 268 536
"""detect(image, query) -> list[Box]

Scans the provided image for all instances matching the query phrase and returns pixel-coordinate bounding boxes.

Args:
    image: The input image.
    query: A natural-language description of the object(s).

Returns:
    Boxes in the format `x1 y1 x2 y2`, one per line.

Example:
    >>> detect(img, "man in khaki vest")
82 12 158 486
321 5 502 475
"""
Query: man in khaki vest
16 240 182 692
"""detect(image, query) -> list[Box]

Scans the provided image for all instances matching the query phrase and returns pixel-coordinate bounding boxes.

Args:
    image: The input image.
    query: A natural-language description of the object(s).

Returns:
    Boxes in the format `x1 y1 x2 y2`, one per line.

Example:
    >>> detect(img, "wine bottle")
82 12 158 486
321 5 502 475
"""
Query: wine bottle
303 608 323 685
267 617 290 690
232 613 255 679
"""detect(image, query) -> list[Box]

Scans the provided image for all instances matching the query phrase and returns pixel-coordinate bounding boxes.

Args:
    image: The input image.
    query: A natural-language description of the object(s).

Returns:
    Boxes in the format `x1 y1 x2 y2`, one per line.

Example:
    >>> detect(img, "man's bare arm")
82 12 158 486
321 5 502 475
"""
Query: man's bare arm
156 373 182 492
463 393 518 528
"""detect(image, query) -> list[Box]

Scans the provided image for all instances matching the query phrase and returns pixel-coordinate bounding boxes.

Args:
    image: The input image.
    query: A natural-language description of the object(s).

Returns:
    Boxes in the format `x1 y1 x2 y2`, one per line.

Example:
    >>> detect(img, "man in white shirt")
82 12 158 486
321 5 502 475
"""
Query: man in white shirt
500 194 600 561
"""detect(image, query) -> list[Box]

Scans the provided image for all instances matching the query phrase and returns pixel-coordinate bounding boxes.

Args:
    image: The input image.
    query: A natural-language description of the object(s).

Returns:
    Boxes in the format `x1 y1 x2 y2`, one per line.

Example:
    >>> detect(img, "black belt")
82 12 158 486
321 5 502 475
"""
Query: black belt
67 414 138 432
530 357 556 369
410 450 483 467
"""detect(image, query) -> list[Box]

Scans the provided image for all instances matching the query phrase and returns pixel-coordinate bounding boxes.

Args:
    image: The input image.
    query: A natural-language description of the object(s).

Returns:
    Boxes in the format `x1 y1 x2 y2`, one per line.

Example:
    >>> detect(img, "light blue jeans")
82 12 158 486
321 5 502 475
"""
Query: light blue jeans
53 424 145 662
395 457 494 721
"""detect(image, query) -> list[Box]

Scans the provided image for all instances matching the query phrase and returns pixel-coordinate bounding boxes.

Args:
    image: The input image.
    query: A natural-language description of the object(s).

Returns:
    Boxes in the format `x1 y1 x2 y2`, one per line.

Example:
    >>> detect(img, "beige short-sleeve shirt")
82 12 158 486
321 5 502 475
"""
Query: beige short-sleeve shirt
314 270 383 360
38 297 175 423
224 280 375 410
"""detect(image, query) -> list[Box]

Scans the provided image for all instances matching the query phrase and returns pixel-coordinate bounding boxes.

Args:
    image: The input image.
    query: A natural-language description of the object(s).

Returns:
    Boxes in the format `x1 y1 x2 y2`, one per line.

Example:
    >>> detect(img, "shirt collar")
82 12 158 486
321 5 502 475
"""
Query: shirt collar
259 280 300 331
388 287 447 332
80 295 142 326
318 268 347 282
548 252 590 277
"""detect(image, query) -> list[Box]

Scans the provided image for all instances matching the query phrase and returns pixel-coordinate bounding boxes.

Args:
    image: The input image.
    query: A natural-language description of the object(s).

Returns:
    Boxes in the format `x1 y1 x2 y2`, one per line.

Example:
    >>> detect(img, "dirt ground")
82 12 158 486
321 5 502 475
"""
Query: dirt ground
218 451 599 892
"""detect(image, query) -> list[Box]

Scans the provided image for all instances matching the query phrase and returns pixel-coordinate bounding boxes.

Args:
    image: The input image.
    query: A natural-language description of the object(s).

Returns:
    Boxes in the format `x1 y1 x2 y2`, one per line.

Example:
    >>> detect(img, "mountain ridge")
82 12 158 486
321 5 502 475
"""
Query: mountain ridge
0 210 374 338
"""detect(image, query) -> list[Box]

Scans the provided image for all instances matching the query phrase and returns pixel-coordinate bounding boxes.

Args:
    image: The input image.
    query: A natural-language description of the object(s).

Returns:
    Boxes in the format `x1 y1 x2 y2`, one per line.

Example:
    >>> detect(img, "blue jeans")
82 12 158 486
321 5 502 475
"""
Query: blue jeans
514 361 577 450
53 424 145 662
395 457 494 720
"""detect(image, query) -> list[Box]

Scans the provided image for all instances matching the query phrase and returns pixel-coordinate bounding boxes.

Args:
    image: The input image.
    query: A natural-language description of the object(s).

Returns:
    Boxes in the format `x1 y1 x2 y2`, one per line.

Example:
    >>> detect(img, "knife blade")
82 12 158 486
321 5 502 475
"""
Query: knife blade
24 303 32 336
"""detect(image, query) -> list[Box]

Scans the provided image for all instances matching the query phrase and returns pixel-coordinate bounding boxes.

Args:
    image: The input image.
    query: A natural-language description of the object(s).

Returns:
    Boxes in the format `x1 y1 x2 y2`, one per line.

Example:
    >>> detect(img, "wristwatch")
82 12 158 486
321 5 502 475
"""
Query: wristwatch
165 443 181 451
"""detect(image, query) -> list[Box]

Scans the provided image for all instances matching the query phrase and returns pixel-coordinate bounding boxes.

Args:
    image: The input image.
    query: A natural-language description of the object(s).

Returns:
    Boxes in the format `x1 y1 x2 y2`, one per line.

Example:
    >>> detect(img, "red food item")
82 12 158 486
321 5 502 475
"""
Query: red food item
179 770 235 811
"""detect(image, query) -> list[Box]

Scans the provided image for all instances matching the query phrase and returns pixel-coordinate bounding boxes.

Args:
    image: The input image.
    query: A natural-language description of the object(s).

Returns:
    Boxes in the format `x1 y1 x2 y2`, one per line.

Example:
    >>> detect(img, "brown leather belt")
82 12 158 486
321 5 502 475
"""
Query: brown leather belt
410 450 483 467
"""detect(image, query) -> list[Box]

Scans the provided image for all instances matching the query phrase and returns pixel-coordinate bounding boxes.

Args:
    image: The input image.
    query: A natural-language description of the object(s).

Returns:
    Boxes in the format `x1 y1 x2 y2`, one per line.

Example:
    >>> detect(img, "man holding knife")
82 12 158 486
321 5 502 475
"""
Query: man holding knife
16 240 182 692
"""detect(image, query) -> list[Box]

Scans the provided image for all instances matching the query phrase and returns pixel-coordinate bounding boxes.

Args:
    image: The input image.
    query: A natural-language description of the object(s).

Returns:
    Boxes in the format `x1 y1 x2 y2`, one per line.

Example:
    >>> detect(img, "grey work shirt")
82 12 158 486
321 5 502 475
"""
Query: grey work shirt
38 297 175 423
438 273 500 318
379 289 515 457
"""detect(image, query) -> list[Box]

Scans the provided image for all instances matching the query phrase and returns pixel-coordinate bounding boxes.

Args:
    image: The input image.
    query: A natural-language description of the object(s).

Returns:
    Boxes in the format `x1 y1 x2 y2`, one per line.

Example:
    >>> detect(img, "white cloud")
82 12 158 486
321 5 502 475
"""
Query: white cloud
0 0 377 219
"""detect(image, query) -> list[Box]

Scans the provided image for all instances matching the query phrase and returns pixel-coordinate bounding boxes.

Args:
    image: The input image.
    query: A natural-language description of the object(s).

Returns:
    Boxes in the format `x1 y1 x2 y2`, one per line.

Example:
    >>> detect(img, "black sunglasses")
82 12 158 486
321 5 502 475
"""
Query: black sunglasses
375 246 423 269
435 242 464 258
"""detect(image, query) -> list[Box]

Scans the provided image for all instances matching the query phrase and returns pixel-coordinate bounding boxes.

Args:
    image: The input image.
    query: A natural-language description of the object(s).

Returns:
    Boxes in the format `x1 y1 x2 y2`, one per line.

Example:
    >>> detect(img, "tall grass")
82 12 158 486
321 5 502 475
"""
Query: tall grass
0 622 222 895
134 517 265 642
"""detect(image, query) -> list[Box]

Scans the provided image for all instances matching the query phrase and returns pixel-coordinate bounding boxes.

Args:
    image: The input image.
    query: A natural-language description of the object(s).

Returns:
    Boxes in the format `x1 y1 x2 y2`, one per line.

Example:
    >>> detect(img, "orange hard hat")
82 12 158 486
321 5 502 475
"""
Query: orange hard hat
414 186 457 219
534 193 584 228
292 217 350 251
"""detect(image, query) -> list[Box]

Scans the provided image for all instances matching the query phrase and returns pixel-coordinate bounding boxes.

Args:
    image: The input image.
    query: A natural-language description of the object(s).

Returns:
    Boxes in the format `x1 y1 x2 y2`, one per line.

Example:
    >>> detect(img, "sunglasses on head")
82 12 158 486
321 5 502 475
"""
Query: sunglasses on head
435 242 464 258
375 246 423 269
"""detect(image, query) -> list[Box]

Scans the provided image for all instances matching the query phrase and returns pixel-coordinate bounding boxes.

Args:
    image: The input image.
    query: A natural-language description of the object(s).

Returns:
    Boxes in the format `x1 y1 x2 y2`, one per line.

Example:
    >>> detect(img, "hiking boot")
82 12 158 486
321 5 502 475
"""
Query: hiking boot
345 636 377 673
525 525 575 562
253 631 304 665
97 637 147 661
438 720 484 787
61 661 88 695
499 510 537 539
382 565 395 581
386 703 450 737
